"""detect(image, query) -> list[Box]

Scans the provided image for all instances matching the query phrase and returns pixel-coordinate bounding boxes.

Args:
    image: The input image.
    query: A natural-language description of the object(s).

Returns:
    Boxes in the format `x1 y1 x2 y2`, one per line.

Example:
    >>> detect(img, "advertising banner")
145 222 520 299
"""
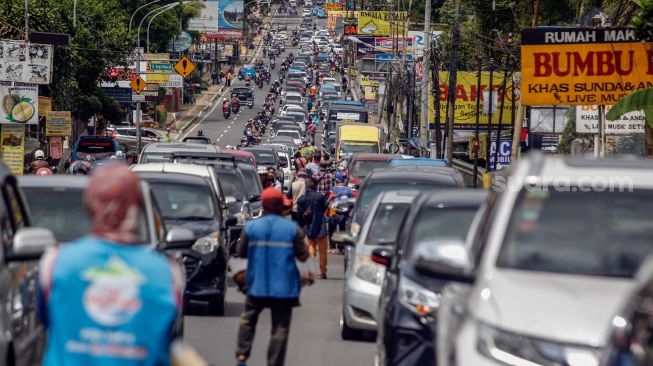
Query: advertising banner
215 0 244 38
0 82 38 125
0 40 54 84
489 139 512 170
374 37 413 53
46 111 72 136
38 97 52 117
0 124 25 175
49 136 63 160
327 11 353 27
521 28 653 106
326 0 342 11
576 105 645 134
169 31 193 52
430 72 519 130
357 11 407 36
102 87 133 103
188 0 220 32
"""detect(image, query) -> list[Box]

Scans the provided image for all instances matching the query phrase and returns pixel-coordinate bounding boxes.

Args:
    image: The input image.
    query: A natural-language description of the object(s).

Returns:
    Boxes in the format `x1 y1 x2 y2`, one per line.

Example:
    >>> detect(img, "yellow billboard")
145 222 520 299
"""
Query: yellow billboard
430 71 520 129
1 124 25 175
357 11 407 36
521 28 653 106
327 10 353 27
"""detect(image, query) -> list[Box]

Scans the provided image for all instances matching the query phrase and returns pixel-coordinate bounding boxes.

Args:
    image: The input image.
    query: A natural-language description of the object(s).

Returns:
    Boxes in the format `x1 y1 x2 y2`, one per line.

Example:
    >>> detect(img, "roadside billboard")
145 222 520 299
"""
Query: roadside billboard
0 82 38 125
357 11 407 36
188 0 220 32
0 40 54 84
0 124 25 175
325 0 342 11
217 0 244 38
430 72 520 130
521 27 653 106
576 105 645 134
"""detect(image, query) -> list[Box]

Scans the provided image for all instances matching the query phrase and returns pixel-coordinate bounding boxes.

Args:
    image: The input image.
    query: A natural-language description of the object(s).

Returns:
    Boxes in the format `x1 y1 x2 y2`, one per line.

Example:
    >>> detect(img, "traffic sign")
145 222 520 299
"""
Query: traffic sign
129 75 147 93
149 62 173 72
174 56 196 78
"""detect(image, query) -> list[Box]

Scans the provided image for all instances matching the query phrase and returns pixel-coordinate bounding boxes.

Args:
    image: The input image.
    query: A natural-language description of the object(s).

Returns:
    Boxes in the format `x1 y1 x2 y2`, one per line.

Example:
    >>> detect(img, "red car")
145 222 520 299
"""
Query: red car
219 150 256 167
346 153 400 196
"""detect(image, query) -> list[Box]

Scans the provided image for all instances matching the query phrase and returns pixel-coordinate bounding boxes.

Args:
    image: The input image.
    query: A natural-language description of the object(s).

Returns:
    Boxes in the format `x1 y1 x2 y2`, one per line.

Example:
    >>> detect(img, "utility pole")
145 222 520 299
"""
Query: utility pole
473 57 482 187
445 0 460 165
419 0 431 155
485 0 496 171
24 0 29 41
431 41 441 159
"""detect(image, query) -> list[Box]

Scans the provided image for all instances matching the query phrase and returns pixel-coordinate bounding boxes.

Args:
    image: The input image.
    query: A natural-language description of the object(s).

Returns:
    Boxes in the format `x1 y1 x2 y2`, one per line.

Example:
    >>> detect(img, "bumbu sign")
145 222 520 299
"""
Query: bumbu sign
521 28 653 106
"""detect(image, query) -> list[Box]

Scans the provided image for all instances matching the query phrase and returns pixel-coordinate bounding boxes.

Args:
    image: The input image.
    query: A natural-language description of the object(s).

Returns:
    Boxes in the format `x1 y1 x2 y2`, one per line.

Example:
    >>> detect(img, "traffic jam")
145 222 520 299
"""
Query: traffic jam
1 0 653 365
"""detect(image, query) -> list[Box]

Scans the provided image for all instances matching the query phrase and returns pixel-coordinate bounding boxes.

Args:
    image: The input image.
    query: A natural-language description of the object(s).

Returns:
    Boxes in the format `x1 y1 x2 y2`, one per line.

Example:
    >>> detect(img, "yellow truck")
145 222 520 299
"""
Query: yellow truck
336 124 383 160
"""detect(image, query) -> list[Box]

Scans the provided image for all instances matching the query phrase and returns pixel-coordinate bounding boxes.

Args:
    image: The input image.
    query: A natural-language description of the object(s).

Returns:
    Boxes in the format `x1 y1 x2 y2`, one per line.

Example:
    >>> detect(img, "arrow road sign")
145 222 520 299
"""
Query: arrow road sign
130 75 147 93
174 56 196 78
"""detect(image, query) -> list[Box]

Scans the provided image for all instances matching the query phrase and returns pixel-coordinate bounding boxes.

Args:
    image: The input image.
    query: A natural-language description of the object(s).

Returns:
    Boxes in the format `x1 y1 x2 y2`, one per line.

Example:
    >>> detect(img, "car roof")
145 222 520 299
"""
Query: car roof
367 167 462 184
377 189 421 204
130 162 213 177
18 175 90 188
419 189 488 208
134 171 211 186
142 143 220 154
352 153 400 161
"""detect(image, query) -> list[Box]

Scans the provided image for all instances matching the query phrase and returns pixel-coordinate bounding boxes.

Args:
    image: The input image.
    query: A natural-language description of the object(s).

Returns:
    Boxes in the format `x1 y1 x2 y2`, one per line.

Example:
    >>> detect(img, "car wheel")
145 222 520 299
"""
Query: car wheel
209 294 225 316
119 143 128 153
340 311 362 340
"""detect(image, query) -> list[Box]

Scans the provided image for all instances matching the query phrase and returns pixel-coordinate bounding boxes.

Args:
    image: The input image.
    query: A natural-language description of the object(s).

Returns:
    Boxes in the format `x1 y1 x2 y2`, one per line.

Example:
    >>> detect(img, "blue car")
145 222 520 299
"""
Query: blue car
316 8 326 18
388 158 448 168
71 136 121 162
313 7 320 15
242 64 256 78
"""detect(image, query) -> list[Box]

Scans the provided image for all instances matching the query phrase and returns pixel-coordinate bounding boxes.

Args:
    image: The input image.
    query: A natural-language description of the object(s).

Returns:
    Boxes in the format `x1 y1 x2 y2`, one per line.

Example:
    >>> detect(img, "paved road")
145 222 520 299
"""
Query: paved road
183 11 376 366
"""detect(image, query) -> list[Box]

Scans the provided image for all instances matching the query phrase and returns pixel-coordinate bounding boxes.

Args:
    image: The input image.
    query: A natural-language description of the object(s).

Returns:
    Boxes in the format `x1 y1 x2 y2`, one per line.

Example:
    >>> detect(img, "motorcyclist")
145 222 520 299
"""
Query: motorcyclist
198 129 205 137
68 160 88 175
232 96 240 111
223 98 230 110
29 150 50 173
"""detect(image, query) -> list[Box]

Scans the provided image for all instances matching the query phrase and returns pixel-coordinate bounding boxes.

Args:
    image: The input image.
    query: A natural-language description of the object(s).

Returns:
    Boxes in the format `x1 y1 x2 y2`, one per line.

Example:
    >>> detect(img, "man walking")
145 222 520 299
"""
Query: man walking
297 177 329 279
37 165 183 366
314 160 334 198
235 188 309 366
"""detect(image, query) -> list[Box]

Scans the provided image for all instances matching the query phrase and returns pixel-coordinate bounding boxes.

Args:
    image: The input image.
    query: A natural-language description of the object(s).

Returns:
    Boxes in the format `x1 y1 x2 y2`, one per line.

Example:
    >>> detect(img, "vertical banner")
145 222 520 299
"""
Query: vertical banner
1 124 25 175
38 97 52 117
49 136 63 160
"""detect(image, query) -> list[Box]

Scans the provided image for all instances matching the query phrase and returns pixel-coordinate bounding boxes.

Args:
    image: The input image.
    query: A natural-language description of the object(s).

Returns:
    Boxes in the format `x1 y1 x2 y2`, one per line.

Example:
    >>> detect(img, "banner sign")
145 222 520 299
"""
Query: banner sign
49 136 63 160
102 87 133 103
430 72 520 130
46 111 72 136
575 105 645 134
141 53 170 61
169 31 193 52
357 11 407 36
521 28 653 106
374 37 413 53
0 82 38 125
38 97 52 117
211 0 244 38
489 139 512 170
0 124 25 175
0 40 54 84
188 0 220 32
326 0 342 11
191 51 212 63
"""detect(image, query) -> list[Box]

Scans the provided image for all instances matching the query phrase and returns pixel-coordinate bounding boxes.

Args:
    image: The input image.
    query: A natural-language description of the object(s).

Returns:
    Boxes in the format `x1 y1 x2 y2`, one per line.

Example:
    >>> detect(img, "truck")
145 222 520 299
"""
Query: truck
335 124 383 160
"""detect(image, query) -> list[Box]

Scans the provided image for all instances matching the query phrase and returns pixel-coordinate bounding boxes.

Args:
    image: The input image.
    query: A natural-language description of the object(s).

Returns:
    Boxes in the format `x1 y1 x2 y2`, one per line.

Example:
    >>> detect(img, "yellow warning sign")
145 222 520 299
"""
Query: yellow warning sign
174 56 196 78
130 75 147 93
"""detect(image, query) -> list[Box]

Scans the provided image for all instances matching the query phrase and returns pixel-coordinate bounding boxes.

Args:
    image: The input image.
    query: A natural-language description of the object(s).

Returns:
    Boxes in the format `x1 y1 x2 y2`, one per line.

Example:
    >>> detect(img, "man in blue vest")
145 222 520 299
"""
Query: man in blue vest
235 187 309 366
37 164 183 366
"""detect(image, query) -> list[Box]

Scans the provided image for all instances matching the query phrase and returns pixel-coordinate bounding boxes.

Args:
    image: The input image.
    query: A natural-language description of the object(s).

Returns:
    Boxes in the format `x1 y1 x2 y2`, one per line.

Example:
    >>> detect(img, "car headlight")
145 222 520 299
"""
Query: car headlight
353 255 384 285
398 276 440 317
476 322 599 366
191 233 220 255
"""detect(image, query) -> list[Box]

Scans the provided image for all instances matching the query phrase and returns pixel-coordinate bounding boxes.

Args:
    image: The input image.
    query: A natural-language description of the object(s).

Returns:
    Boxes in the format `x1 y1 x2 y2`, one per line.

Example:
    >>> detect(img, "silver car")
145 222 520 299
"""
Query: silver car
337 190 418 340
107 126 164 153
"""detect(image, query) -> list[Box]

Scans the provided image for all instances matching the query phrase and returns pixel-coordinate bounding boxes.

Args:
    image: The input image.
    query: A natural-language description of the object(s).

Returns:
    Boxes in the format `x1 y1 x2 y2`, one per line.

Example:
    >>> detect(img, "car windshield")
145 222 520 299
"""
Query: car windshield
216 170 245 200
358 183 446 219
140 153 172 163
22 186 148 243
366 202 411 245
340 141 378 156
497 189 653 278
150 182 216 220
250 151 276 165
351 159 392 178
242 169 263 197
406 207 479 254
75 139 116 160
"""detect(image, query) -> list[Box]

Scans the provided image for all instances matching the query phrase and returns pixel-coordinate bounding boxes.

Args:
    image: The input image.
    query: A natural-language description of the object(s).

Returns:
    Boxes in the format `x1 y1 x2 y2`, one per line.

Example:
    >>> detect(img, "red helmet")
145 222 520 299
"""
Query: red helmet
35 167 52 176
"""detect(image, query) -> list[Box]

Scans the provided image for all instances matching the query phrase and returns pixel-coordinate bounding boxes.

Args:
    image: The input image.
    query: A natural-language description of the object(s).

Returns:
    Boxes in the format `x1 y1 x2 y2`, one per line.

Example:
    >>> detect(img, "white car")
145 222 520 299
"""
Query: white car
280 104 305 116
431 154 653 366
302 8 312 16
322 77 337 84
331 44 344 55
274 129 303 146
284 92 304 106
278 31 288 40
304 0 313 6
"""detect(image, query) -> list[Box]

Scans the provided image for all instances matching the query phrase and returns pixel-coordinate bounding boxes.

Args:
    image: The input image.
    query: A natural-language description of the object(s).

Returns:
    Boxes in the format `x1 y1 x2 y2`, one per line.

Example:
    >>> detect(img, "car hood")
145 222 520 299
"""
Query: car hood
164 218 220 239
469 269 634 347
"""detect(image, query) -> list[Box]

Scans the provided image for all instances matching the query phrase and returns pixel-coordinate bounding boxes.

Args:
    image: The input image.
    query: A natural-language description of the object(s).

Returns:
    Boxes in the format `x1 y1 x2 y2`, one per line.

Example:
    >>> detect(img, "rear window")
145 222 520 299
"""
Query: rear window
140 153 172 163
351 159 392 178
357 182 450 220
215 170 245 200
367 202 410 245
407 207 479 254
75 139 117 160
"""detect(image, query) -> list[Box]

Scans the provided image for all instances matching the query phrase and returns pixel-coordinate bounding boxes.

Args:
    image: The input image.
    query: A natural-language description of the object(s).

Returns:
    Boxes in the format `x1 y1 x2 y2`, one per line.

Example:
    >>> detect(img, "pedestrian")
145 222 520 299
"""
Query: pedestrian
37 165 183 366
211 71 218 85
296 177 329 279
307 98 313 112
328 173 352 253
235 188 310 366
293 151 307 176
314 160 334 198
289 169 309 221
307 122 317 145
261 166 282 190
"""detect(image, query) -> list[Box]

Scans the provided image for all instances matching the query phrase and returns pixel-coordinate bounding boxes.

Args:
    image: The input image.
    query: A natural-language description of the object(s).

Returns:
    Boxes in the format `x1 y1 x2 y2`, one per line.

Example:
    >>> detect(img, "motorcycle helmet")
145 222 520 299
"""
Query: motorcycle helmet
225 145 236 150
68 161 88 175
35 167 52 176
197 130 204 136
85 155 96 163
114 151 125 159
34 150 46 160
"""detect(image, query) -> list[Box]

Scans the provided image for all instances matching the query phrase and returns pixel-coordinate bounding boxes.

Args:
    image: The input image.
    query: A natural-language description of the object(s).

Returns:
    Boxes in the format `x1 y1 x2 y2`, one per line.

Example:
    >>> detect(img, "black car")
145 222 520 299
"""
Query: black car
231 87 254 106
348 167 465 237
375 190 487 366
241 146 285 177
136 172 230 316
269 45 281 57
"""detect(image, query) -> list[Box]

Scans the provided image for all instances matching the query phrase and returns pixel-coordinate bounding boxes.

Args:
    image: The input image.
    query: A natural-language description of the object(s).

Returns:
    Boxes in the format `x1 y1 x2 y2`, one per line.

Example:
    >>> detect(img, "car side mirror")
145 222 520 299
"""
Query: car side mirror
411 238 475 284
331 231 354 246
225 196 238 208
371 247 393 267
7 227 57 262
225 214 238 227
165 227 195 249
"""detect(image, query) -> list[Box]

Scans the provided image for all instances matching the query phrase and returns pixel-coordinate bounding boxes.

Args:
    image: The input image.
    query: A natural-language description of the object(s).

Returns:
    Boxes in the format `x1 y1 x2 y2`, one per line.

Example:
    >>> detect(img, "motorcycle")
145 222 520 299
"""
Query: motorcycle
232 102 240 114
247 99 254 109
223 104 231 118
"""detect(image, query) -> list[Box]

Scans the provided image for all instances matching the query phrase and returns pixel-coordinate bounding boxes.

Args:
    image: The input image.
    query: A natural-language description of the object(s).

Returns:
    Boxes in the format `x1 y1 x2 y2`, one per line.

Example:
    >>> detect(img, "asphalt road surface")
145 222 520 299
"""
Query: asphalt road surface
183 11 376 366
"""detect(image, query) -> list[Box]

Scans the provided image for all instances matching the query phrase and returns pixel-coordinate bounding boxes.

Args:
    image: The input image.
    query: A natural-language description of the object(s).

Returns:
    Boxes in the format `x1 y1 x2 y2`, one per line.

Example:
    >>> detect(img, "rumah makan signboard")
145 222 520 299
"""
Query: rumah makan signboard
521 28 653 106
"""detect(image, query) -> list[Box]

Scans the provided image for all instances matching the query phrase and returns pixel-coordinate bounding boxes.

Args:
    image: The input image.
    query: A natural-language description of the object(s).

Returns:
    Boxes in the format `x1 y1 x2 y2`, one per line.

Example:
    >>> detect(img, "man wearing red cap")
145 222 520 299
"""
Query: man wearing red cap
235 187 309 366
37 165 183 366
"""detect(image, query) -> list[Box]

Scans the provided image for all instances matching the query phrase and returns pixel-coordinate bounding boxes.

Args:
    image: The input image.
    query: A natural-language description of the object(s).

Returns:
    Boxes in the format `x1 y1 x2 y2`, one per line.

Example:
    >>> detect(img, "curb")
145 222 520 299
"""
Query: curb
178 7 278 135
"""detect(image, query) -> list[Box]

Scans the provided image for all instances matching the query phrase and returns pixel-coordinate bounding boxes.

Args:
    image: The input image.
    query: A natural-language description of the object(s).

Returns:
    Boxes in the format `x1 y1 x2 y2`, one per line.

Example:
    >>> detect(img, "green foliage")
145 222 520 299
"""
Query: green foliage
609 134 645 154
605 87 653 129
632 0 653 40
557 107 592 154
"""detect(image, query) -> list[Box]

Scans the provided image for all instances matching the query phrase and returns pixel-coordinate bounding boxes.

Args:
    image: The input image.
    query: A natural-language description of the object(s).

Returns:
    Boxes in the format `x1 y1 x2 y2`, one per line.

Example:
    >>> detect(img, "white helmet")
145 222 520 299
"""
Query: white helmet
34 150 45 160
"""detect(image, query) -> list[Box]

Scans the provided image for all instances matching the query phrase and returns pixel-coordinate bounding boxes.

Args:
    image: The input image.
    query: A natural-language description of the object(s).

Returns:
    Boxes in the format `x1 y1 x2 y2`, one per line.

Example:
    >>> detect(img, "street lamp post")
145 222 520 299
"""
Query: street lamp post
130 0 166 34
147 3 178 52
